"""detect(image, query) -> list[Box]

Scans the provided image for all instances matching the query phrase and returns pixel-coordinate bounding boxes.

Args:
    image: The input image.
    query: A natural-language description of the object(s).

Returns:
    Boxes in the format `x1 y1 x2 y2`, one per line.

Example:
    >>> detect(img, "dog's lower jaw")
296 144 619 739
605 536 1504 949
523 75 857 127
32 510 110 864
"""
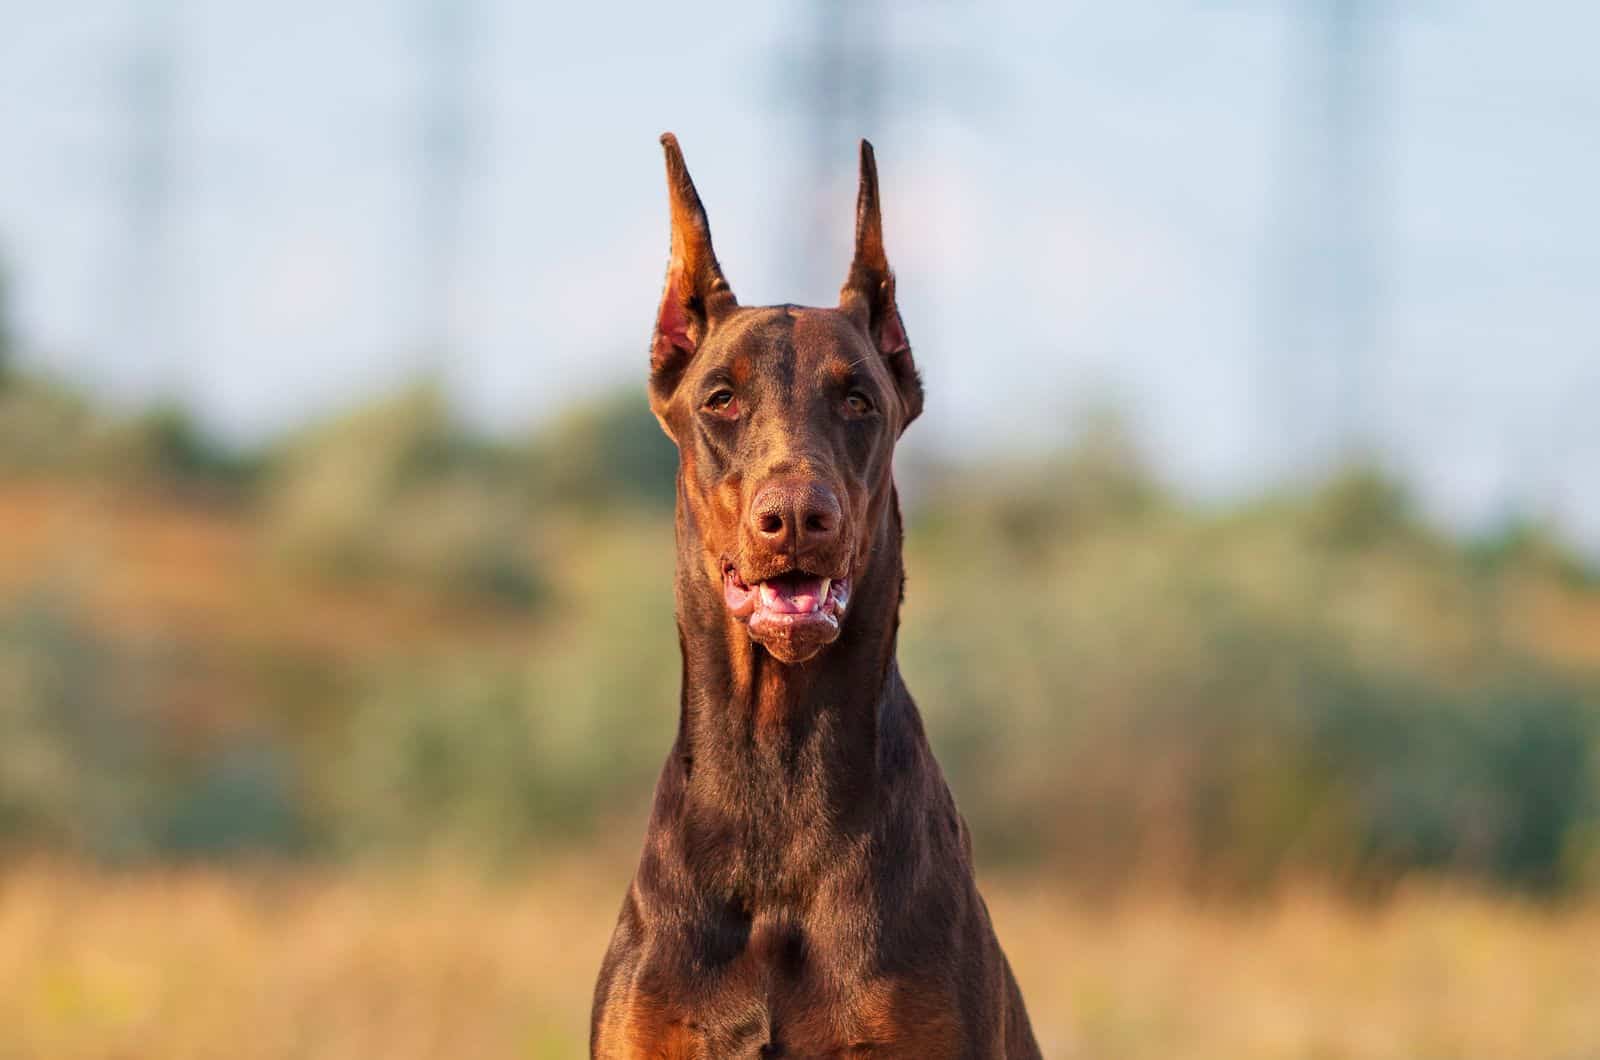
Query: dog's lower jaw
722 566 853 664
749 617 836 663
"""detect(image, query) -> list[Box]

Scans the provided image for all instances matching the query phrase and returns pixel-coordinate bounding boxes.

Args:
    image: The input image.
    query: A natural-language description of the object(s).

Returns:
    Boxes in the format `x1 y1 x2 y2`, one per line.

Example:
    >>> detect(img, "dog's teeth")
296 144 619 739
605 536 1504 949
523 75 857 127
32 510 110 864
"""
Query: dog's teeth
818 578 831 610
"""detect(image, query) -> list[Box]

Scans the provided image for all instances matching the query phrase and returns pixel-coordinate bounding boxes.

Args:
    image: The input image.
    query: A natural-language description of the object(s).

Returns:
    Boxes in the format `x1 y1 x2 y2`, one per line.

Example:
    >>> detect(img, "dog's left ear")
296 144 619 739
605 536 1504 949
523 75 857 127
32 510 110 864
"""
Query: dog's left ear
651 133 737 419
839 139 922 426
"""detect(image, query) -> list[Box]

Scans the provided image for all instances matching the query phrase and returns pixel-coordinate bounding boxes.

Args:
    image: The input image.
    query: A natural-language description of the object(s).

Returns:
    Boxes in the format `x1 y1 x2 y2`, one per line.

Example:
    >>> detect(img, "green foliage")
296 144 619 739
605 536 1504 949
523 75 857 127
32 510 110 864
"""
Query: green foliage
334 668 544 858
0 372 255 489
1307 675 1594 892
1 382 1597 895
525 388 678 511
0 596 158 858
900 454 1600 893
123 402 261 488
1466 517 1598 587
0 595 309 863
330 521 679 861
159 744 306 857
0 374 111 474
262 383 544 609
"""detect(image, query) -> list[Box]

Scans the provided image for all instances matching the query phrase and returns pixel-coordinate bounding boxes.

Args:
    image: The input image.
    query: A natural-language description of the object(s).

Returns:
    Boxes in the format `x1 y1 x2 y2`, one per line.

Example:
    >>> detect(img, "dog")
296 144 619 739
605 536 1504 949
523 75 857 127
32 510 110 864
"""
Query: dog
591 133 1040 1059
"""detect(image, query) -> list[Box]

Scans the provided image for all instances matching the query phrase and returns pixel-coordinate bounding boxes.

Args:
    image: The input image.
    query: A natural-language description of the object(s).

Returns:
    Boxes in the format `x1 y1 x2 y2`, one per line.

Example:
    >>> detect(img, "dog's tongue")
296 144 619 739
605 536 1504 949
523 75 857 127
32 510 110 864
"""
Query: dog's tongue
759 575 827 614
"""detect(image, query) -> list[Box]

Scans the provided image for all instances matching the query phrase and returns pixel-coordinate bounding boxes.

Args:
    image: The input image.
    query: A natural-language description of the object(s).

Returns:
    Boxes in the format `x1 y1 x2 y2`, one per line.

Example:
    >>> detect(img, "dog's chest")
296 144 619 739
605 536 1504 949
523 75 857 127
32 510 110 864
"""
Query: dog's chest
600 905 963 1059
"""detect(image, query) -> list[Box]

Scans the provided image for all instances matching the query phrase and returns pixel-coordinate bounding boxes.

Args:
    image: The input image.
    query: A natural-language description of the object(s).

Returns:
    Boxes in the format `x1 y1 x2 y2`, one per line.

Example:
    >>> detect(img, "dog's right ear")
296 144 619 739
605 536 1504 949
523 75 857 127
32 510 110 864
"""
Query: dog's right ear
651 133 737 423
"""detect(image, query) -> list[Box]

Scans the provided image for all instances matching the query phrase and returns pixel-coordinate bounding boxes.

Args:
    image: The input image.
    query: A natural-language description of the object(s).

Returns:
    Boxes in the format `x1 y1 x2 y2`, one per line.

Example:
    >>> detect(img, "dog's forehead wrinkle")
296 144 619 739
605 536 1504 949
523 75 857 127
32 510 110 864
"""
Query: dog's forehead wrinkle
705 306 876 394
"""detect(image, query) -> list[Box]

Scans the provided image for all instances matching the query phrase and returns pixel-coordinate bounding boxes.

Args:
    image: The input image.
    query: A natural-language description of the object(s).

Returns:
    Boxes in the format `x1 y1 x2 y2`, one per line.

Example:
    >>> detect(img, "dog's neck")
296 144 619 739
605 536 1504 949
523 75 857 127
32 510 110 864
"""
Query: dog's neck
670 484 908 811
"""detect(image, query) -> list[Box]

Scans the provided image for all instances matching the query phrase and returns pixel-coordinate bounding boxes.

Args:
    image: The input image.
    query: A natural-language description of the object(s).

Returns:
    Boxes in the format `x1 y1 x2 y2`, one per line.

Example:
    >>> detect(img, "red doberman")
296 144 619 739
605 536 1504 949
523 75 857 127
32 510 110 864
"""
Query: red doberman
591 134 1040 1059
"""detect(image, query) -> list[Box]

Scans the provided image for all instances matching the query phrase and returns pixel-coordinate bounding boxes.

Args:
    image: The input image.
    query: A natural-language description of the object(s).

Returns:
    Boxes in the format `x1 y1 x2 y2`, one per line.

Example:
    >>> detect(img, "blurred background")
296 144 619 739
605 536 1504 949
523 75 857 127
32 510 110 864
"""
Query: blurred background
2 0 1599 1056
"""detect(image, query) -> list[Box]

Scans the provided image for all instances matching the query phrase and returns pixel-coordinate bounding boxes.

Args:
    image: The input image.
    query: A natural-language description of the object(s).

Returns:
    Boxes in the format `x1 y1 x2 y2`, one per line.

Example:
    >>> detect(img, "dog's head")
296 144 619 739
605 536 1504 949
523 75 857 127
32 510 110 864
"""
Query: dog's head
648 134 922 665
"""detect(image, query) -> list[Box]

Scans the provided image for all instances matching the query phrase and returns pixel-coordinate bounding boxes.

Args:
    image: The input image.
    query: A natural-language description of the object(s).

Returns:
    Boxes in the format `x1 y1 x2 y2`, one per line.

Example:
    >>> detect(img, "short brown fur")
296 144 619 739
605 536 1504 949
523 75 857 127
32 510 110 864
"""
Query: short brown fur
592 134 1040 1059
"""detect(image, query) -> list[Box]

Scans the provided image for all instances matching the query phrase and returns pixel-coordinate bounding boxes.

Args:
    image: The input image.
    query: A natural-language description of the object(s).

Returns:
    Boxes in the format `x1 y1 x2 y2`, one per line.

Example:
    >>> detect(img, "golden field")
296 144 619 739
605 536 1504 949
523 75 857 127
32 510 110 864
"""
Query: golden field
3 862 1598 1059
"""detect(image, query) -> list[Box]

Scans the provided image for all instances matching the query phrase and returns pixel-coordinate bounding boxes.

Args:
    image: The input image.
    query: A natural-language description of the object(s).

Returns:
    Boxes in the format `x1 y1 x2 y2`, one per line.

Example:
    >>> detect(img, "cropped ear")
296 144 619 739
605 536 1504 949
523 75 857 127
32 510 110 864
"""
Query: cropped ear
839 139 922 426
651 133 737 408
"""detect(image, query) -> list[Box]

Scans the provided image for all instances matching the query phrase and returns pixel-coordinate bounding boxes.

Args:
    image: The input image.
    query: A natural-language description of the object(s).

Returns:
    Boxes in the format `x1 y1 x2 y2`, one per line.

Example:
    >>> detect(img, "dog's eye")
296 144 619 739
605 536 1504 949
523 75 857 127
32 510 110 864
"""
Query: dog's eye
703 389 738 418
845 390 875 416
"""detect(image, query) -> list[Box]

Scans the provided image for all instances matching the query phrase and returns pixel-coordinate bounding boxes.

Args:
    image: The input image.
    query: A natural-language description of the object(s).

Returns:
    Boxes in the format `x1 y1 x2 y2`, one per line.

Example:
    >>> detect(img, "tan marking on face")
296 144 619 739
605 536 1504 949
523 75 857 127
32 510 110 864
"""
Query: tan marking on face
825 357 856 387
594 993 703 1059
621 999 703 1059
848 978 964 1058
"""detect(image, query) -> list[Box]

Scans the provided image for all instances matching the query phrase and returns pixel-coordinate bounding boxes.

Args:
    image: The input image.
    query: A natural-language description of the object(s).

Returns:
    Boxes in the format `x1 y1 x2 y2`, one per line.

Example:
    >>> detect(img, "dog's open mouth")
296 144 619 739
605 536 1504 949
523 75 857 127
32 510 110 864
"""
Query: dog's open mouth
723 564 851 650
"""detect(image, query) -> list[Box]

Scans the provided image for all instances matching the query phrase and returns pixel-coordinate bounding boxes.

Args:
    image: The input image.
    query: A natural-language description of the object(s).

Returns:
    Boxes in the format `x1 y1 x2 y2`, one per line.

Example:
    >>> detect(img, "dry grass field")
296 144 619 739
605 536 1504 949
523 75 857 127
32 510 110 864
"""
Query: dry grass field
3 862 1598 1059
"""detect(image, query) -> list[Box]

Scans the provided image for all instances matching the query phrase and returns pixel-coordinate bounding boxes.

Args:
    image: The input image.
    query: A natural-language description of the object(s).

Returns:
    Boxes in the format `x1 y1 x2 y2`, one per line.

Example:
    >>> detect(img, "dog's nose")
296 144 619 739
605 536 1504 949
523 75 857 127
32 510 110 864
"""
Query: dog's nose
750 478 843 555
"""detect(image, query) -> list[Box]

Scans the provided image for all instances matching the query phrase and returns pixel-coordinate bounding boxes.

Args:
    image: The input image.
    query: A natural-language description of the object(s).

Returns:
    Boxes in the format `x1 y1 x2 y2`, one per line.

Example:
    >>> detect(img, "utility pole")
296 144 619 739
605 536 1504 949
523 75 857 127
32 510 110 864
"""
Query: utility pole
1261 0 1385 466
120 0 181 394
794 0 889 293
417 0 472 373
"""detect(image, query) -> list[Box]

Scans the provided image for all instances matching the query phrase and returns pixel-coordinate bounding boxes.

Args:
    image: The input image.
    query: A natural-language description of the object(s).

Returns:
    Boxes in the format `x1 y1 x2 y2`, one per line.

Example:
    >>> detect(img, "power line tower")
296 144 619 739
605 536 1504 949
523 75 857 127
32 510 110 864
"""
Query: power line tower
792 0 889 292
120 0 181 394
782 1 991 301
1262 0 1386 467
417 0 473 373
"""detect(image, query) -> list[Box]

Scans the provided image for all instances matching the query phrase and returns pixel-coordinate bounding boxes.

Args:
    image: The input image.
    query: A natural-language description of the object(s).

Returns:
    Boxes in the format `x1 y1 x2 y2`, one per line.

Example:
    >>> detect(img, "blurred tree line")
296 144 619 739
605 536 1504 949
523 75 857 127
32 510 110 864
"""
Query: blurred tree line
0 364 1597 896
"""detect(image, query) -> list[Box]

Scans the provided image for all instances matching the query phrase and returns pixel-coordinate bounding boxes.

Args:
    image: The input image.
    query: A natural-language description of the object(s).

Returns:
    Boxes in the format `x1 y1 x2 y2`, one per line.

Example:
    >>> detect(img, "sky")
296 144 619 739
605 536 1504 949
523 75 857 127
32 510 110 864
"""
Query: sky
1 0 1597 546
